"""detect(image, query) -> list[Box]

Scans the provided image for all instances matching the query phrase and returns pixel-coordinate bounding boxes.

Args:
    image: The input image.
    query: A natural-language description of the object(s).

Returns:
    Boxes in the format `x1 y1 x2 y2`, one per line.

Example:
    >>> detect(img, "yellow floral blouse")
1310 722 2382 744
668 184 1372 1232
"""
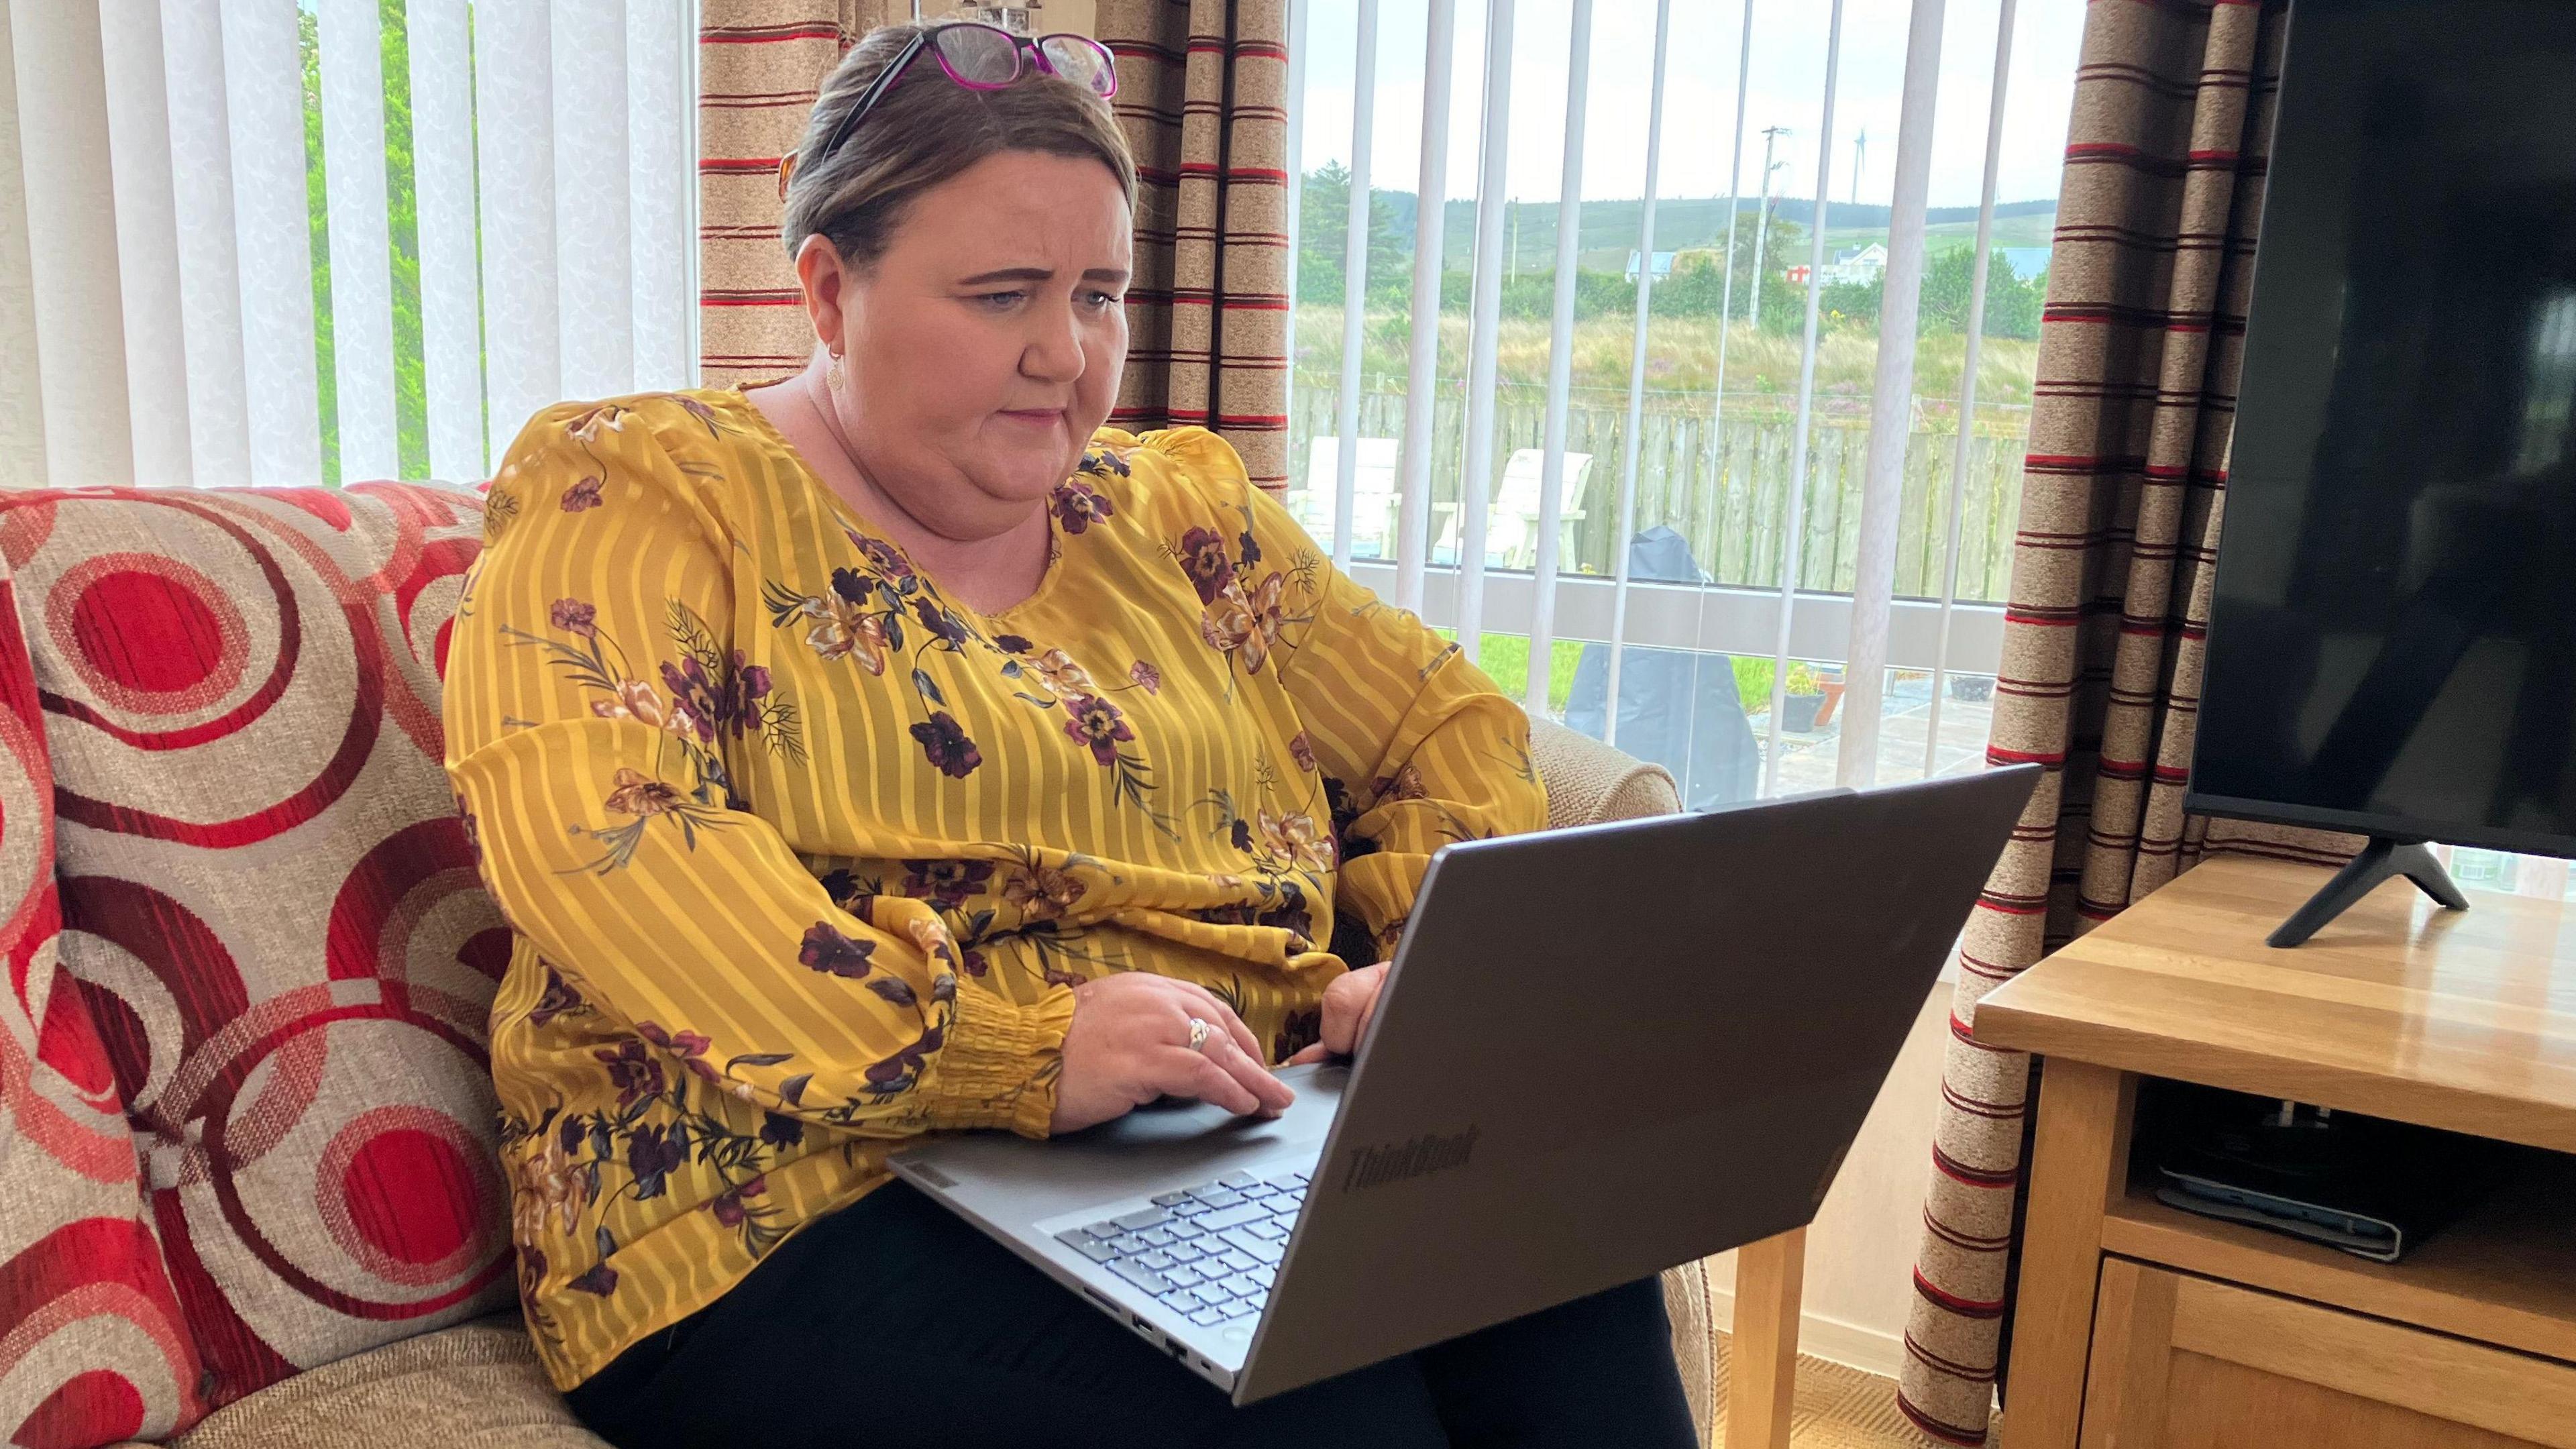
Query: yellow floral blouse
443 388 1545 1389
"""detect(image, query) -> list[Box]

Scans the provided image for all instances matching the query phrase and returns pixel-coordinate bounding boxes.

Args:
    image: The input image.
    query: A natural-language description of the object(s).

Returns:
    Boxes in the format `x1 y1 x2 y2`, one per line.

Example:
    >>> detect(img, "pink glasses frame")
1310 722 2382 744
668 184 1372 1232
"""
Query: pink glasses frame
811 22 1119 170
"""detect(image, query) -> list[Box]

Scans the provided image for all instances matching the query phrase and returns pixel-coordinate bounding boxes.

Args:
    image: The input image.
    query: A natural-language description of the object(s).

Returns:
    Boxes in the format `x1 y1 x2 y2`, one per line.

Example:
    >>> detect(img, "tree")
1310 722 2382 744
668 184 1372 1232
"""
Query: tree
1746 244 2050 340
1647 223 1806 330
299 2 432 482
301 11 338 484
381 0 428 478
1739 213 1813 334
1448 266 1633 321
1917 244 2045 340
1819 278 1881 331
1295 163 1409 307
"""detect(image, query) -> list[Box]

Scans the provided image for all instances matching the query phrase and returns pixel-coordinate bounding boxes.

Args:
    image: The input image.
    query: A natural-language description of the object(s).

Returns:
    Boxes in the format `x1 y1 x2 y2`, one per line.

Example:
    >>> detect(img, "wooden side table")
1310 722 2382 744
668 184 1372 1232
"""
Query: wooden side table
1726 1228 1809 1449
1974 855 2576 1449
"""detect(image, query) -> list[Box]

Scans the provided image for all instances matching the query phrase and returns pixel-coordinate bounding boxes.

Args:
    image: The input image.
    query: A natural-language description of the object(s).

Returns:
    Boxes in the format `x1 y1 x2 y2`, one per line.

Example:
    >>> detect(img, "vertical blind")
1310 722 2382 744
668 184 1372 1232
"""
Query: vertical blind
1 0 699 492
1283 0 2025 802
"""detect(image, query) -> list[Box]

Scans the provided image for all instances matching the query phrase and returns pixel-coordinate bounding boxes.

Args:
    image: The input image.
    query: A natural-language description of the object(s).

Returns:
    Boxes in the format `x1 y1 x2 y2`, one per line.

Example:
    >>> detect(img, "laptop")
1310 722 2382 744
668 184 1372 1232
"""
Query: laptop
890 765 2039 1405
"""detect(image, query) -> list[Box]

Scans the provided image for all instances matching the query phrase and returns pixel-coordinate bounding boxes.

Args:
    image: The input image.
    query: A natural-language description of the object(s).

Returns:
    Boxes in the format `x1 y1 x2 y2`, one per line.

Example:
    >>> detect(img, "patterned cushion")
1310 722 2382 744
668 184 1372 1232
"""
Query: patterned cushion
0 485 511 1416
0 557 207 1449
0 556 211 1448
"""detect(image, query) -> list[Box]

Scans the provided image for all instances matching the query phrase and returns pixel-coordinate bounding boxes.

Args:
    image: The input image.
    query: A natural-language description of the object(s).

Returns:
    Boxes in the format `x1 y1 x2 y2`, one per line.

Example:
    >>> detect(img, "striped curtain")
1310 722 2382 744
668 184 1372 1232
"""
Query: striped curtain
1094 0 1293 492
696 2 882 387
1896 2 2354 1443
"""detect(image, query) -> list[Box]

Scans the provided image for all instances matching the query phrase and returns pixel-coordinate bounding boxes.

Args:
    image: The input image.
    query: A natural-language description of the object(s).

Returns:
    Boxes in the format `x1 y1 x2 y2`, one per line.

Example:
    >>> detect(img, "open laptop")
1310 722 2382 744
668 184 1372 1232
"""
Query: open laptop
891 765 2039 1405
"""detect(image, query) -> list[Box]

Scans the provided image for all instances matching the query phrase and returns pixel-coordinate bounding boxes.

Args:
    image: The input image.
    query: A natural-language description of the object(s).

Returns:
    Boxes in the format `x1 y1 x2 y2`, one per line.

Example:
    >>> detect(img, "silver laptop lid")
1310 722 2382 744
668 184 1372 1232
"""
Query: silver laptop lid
1233 765 2037 1403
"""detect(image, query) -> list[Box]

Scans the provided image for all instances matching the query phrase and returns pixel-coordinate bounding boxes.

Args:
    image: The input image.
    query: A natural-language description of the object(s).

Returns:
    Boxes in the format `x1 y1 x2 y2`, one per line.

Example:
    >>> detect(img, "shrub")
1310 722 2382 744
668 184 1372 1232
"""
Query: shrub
1733 657 1774 718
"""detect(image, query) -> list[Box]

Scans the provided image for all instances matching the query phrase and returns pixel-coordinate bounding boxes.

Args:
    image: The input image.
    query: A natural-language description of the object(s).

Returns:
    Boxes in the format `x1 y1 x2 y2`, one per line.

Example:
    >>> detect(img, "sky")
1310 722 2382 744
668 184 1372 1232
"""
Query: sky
1291 0 2090 210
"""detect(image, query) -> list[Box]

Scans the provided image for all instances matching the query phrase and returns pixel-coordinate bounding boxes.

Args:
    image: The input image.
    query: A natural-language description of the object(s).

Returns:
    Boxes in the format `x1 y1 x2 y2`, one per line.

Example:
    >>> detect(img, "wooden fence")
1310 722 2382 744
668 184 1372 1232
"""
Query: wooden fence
1282 377 2029 603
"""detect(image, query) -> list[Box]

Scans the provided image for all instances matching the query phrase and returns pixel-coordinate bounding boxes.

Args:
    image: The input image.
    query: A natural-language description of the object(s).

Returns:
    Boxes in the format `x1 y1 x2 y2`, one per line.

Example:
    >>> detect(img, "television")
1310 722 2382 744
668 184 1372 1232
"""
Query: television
2189 0 2576 944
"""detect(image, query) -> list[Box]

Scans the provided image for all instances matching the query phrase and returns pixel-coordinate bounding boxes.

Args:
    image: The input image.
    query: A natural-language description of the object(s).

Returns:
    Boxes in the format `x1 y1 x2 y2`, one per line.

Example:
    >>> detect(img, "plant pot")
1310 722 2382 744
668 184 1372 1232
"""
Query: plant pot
1782 692 1825 734
1948 674 1995 703
1815 680 1846 729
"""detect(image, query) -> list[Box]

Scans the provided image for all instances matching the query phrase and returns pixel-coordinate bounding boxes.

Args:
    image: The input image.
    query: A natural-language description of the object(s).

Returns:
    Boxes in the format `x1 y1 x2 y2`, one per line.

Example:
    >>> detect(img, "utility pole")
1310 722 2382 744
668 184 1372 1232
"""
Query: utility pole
1750 125 1790 331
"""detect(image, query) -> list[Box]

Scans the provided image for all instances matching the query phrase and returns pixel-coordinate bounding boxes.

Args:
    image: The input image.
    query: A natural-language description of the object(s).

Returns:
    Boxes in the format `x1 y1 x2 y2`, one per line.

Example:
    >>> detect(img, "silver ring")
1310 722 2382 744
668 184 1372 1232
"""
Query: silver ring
1185 1017 1214 1053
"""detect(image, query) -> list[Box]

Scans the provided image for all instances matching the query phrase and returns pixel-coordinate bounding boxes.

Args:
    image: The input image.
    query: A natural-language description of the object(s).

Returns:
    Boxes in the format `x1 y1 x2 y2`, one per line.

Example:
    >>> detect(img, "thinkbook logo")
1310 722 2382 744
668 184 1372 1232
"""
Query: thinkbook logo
1340 1126 1481 1191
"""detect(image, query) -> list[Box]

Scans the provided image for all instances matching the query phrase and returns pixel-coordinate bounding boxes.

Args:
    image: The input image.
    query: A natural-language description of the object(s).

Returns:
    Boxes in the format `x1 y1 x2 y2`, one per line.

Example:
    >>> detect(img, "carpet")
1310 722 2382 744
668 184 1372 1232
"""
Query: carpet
1705 1334 1999 1448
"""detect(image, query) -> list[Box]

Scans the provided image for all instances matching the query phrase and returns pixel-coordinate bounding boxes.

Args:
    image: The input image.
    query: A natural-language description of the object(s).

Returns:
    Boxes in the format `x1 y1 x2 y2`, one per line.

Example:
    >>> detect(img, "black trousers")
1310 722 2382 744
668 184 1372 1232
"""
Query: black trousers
567 1181 1697 1449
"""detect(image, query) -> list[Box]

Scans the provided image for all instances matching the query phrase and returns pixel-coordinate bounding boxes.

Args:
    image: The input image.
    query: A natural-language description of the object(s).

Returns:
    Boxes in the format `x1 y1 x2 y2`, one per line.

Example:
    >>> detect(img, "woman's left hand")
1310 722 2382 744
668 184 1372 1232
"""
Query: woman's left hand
1285 962 1389 1065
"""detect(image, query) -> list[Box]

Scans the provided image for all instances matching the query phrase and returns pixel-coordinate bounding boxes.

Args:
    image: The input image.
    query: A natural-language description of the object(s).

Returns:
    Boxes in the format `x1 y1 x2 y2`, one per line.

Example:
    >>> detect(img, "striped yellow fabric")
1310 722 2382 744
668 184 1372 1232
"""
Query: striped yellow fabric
442 388 1543 1390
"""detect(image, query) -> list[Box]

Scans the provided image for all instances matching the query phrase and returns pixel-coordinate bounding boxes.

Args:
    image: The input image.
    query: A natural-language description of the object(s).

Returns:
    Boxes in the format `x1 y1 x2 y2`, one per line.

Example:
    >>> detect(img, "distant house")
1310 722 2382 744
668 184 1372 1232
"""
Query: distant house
1625 250 1677 284
1822 242 1889 285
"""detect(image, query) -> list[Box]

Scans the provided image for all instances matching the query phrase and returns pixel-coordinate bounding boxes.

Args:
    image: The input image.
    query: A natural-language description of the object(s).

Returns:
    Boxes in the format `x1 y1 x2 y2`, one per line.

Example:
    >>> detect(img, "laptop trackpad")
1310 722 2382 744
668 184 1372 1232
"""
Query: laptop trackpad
1057 1062 1343 1157
894 1063 1344 1221
1088 1093 1263 1143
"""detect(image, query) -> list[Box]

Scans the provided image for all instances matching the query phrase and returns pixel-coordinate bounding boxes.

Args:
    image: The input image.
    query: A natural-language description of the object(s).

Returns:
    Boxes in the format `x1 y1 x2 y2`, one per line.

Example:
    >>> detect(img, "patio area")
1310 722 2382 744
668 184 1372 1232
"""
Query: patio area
1757 673 1997 796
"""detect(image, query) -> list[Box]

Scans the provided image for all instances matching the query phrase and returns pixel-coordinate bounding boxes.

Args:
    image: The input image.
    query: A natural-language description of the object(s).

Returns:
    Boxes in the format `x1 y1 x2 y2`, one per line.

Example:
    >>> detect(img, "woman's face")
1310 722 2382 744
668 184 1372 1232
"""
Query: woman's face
802 149 1131 537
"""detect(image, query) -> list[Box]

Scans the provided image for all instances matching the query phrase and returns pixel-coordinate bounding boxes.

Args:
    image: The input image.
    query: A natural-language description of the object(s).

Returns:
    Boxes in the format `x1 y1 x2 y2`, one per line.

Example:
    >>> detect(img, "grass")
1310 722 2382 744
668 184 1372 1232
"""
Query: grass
1462 634 1589 716
1293 308 2040 422
1452 633 1788 722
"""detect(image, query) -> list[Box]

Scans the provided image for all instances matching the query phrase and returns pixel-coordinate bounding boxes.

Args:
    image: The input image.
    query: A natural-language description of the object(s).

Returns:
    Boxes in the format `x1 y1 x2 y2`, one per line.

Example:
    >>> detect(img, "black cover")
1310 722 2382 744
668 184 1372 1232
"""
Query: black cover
1564 528 1760 811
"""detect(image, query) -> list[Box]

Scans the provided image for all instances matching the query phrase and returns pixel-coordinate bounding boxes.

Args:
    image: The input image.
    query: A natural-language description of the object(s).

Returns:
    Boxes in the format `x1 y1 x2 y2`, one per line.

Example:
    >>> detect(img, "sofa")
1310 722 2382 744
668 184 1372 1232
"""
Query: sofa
0 480 1715 1448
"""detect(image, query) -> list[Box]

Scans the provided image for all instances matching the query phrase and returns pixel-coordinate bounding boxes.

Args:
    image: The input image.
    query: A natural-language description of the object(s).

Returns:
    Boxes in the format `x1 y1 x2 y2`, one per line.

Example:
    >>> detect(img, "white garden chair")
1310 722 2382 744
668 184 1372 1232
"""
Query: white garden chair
1295 436 1403 559
1442 449 1593 569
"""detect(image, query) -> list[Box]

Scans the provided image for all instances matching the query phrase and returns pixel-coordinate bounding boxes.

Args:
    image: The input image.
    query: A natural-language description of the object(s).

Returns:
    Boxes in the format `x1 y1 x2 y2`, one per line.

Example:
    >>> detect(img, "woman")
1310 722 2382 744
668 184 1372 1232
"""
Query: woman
444 21 1695 1448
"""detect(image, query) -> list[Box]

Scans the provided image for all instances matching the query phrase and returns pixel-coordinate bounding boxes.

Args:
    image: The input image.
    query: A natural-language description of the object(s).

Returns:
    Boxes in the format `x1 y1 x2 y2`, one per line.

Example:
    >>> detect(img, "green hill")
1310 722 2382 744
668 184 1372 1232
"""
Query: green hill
1407 195 2059 275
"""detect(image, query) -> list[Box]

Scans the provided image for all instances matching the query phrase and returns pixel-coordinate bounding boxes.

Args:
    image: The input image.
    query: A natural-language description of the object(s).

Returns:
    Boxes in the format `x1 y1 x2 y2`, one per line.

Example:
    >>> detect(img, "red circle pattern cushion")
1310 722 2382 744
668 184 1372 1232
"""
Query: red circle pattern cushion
0 483 506 1437
0 561 206 1446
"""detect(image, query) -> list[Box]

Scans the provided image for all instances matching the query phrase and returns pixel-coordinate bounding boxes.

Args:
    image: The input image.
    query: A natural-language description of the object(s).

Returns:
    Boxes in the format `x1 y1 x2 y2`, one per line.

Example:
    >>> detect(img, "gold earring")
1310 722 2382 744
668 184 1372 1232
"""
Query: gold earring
826 350 844 393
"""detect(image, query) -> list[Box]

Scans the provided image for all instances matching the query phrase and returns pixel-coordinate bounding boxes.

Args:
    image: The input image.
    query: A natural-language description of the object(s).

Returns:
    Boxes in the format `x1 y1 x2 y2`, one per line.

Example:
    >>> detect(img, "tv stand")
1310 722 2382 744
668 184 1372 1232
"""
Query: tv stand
1971 856 2576 1449
2267 836 2469 947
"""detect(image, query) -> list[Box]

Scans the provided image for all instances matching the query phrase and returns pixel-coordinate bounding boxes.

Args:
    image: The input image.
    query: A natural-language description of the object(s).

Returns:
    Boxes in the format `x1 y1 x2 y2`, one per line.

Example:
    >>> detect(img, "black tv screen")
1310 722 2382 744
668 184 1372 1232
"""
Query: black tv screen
2190 0 2576 856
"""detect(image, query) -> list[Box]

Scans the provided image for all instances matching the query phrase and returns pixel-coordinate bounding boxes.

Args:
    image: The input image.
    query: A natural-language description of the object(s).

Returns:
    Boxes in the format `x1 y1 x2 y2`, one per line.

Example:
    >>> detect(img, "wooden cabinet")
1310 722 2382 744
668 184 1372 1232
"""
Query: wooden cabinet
1972 859 2576 1449
2082 1260 2576 1449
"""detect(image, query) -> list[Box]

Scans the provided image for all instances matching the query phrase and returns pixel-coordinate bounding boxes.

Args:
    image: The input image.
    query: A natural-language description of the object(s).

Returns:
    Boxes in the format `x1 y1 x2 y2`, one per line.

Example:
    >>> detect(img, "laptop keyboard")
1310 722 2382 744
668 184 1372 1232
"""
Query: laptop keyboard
1053 1167 1309 1328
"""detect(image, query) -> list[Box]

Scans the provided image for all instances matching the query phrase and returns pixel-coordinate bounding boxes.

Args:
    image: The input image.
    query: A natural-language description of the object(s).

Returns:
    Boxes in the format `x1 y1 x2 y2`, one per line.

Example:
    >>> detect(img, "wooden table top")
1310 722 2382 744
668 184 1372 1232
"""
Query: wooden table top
1974 855 2576 1153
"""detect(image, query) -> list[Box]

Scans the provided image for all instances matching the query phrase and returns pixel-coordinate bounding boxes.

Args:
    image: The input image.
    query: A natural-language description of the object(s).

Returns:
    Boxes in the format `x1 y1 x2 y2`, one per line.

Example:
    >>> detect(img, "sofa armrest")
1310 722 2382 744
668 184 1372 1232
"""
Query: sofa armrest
1527 712 1680 828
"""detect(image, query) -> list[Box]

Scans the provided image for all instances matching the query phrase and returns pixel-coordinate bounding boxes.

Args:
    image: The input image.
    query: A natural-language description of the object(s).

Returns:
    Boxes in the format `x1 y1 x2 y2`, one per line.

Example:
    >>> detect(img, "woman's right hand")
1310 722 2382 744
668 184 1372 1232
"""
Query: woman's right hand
1048 973 1295 1135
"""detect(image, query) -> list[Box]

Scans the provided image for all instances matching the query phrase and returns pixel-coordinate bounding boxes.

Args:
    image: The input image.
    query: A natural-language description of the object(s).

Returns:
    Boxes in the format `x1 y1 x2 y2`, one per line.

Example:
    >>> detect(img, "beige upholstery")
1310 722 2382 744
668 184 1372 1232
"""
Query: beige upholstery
1528 713 1682 828
133 714 1706 1449
137 1318 605 1449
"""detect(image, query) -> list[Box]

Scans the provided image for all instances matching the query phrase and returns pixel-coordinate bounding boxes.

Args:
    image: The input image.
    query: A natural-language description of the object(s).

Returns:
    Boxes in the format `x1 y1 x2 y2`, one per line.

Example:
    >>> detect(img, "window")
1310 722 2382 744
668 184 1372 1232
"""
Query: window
1278 0 2084 806
0 1 699 491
